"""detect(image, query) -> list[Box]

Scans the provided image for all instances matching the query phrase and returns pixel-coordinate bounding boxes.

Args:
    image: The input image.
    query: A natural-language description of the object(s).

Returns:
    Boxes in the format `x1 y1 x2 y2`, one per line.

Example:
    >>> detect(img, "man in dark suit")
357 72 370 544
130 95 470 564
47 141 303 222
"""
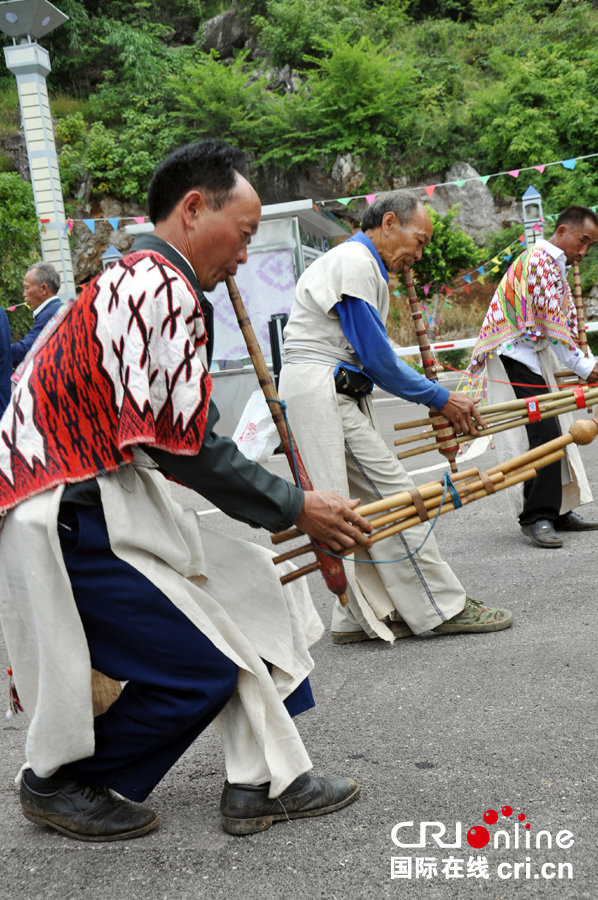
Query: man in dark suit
11 263 63 367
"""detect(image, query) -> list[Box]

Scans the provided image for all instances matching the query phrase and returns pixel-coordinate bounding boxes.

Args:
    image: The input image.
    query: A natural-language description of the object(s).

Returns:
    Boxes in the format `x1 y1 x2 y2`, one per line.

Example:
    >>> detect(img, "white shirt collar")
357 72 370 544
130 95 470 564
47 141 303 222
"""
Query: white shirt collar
534 238 568 284
32 295 60 319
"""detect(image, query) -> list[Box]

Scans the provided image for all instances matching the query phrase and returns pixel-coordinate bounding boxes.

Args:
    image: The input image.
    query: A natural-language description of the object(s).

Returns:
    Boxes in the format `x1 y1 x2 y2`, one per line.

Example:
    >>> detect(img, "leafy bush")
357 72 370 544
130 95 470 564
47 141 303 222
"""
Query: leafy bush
0 174 39 337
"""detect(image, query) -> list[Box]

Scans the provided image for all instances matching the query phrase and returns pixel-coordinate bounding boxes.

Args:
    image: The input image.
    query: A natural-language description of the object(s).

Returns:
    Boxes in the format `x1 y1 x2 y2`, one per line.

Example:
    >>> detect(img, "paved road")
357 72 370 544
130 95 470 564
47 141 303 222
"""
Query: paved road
1 392 598 899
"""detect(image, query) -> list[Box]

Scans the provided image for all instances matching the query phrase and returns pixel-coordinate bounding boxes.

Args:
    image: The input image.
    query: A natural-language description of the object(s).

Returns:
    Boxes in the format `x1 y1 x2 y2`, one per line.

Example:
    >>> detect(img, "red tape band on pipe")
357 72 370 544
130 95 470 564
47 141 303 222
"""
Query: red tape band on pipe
573 386 587 409
526 396 542 422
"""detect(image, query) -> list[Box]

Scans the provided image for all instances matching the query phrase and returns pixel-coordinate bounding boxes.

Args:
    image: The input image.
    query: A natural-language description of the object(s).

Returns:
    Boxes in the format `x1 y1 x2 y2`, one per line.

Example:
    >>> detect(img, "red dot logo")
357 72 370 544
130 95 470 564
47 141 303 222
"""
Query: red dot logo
467 826 490 849
483 809 498 825
502 805 513 817
518 813 526 821
525 823 531 830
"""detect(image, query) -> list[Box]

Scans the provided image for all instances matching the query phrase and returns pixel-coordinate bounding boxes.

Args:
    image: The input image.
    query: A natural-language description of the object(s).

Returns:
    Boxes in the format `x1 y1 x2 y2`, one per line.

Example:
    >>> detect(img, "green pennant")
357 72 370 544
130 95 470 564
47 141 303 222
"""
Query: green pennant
337 198 352 206
479 175 491 185
453 180 467 187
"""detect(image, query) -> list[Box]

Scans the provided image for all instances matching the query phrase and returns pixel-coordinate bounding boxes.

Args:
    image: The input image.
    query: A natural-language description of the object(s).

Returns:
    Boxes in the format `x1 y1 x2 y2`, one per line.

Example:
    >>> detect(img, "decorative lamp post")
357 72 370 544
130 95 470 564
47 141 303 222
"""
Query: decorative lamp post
1 0 75 301
102 244 123 270
522 184 544 248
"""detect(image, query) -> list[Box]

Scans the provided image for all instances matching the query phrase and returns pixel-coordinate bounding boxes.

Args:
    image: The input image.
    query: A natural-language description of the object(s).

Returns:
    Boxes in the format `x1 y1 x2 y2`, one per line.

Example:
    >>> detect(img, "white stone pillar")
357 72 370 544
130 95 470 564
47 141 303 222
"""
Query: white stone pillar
4 40 75 301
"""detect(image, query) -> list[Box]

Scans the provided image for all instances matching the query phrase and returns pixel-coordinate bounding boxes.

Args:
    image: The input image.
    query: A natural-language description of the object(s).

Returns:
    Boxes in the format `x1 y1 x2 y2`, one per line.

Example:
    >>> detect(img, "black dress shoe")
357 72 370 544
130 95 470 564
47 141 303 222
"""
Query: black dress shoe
20 773 160 842
521 519 563 548
554 511 598 531
220 772 360 835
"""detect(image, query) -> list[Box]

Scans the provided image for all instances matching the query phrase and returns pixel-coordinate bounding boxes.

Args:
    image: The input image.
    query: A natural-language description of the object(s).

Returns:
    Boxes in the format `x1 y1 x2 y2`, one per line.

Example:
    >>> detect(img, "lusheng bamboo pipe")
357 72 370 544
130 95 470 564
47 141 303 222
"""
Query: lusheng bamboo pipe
396 389 598 460
394 384 598 446
271 419 598 575
274 448 567 566
225 275 350 605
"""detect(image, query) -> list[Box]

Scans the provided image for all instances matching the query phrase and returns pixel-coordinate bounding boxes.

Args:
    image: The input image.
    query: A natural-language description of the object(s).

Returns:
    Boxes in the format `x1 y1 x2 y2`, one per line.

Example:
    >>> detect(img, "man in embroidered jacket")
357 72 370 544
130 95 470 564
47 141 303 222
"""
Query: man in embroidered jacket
279 191 513 645
470 206 598 548
0 141 373 841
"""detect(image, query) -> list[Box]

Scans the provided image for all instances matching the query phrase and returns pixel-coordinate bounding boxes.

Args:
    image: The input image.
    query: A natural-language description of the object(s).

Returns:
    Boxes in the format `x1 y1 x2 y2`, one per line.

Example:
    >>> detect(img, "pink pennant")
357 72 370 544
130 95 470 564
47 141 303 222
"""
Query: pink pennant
534 165 546 174
424 185 435 199
134 216 145 224
423 285 430 296
365 194 376 205
507 170 520 178
7 306 16 312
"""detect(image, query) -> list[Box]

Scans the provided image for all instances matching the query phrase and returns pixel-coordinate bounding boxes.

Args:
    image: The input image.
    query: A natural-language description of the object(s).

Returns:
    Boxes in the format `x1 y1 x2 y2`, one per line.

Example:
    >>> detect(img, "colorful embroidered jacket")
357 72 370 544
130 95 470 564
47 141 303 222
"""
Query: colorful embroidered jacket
470 247 579 374
0 251 212 515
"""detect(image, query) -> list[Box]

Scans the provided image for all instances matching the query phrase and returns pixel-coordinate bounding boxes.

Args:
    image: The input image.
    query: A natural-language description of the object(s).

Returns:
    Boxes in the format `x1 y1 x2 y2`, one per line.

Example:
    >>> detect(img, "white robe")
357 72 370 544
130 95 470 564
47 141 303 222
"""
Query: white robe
0 450 324 798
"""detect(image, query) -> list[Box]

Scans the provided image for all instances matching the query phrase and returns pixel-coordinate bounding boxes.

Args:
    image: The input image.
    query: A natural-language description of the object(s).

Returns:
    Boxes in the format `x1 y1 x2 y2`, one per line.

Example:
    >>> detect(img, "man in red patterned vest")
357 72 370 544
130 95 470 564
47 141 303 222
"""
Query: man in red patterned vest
0 141 371 841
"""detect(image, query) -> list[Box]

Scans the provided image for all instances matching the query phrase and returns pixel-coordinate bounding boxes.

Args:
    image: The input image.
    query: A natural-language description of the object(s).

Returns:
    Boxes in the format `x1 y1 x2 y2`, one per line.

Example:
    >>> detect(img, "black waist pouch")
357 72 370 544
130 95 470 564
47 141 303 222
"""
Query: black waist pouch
334 366 373 399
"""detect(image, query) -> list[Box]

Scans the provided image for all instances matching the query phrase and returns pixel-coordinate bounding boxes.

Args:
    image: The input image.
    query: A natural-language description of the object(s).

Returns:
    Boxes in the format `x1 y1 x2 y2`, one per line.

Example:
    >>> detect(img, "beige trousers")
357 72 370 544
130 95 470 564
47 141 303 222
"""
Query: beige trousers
279 363 466 641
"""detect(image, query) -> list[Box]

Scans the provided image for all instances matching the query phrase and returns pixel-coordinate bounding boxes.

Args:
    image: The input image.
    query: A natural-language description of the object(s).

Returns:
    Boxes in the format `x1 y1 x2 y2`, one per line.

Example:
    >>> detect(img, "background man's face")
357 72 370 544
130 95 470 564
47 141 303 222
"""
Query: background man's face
555 219 598 266
190 177 261 292
23 271 52 310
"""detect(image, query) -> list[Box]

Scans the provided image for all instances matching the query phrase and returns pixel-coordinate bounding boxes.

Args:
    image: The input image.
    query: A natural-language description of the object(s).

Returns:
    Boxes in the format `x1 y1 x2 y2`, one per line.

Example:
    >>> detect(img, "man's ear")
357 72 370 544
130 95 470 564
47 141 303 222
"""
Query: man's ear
381 211 398 235
179 190 208 228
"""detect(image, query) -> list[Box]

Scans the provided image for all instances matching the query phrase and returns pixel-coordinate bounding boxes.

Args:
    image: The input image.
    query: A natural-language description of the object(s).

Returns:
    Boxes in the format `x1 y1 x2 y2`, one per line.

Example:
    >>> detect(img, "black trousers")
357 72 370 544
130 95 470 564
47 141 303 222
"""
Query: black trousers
500 356 562 525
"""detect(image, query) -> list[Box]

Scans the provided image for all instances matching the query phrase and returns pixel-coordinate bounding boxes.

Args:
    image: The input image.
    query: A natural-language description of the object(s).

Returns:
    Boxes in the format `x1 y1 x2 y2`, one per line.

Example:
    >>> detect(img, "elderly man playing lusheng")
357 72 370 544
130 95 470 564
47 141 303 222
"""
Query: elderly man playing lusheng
470 205 598 548
11 262 62 367
279 191 513 645
0 141 371 842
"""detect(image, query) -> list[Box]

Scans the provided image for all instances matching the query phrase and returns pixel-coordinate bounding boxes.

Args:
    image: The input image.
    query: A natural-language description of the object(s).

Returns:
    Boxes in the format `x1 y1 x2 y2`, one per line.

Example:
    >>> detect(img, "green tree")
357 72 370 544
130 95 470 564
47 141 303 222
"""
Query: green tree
0 174 39 337
403 205 483 338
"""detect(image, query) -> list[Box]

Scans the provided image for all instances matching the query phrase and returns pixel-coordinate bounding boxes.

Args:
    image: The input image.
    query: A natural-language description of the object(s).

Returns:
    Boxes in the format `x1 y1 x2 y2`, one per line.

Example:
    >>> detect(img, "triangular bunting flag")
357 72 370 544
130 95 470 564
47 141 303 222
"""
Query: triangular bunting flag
134 216 145 224
66 219 74 235
82 218 95 234
507 170 520 178
591 206 598 213
532 222 543 232
517 234 526 243
561 158 577 170
492 257 500 264
453 180 467 188
477 275 485 285
479 175 491 185
534 165 546 174
423 285 430 296
445 287 453 296
365 194 376 205
107 217 119 230
7 306 16 311
491 266 499 273
503 254 512 261
463 285 470 293
424 185 435 199
463 274 471 284
477 265 485 275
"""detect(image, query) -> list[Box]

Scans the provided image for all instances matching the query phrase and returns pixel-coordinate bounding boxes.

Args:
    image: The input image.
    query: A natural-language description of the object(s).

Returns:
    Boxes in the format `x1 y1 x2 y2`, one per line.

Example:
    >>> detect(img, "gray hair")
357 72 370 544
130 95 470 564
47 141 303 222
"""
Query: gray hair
27 262 61 296
361 190 423 231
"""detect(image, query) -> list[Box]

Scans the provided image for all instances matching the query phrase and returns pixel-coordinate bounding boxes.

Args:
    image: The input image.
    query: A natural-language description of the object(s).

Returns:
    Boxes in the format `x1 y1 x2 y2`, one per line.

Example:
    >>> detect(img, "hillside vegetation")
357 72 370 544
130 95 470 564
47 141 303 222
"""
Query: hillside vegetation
1 0 598 213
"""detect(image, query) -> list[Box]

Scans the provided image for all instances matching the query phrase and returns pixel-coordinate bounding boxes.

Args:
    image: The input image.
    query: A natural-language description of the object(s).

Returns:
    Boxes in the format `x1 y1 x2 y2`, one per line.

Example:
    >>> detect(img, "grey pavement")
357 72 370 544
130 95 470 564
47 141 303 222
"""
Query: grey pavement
1 394 598 899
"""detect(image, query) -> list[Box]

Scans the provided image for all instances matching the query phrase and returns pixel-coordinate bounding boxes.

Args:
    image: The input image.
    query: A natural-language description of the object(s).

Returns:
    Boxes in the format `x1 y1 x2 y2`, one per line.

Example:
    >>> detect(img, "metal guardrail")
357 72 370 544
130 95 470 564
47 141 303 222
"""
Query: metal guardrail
393 322 598 358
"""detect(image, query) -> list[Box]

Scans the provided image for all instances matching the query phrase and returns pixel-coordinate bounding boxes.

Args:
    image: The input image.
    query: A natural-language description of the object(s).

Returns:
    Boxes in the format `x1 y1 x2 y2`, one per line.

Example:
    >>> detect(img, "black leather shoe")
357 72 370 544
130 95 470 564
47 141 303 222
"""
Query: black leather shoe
521 519 563 548
554 511 598 531
220 773 360 835
20 773 160 842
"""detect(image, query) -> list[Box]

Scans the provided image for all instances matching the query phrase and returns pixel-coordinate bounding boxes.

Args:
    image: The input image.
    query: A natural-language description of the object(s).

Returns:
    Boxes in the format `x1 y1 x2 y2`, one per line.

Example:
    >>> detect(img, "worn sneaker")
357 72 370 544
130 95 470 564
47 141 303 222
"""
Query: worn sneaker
20 773 160 842
433 597 513 634
332 619 413 644
220 773 360 835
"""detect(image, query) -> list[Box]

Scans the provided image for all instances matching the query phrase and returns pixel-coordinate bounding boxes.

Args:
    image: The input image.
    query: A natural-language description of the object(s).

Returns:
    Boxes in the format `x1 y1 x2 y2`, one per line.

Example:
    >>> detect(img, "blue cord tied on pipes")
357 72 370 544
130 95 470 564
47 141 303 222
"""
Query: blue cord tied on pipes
315 470 462 565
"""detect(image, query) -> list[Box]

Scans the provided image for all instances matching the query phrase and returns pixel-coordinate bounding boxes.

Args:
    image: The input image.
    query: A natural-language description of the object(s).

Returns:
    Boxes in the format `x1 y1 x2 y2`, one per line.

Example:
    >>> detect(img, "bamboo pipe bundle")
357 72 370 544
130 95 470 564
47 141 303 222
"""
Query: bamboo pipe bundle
272 419 598 582
394 384 598 461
